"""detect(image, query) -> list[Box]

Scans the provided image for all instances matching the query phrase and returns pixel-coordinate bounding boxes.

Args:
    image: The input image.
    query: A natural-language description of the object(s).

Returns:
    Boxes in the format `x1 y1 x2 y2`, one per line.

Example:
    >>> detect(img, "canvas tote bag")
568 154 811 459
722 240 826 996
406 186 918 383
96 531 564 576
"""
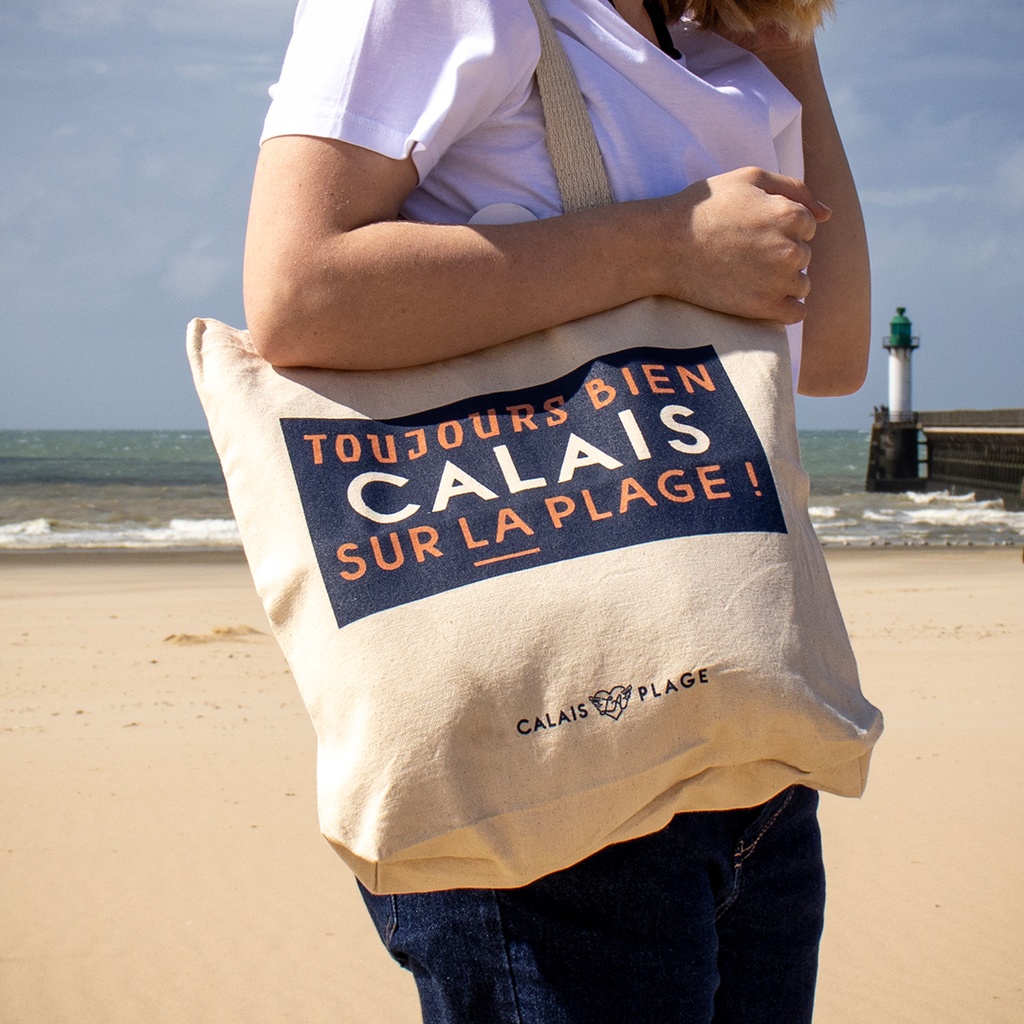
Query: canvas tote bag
188 0 882 894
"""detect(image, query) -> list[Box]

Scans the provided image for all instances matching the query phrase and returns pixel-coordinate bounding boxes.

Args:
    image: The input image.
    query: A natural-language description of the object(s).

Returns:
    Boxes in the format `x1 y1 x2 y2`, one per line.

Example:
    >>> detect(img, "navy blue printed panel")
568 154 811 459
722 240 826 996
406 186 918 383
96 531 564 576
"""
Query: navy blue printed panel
281 346 785 628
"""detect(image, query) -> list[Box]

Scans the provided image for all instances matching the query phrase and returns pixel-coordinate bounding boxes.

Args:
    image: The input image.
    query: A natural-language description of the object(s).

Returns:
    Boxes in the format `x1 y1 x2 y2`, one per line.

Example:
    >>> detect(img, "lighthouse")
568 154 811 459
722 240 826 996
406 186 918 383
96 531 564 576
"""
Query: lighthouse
865 306 923 491
883 306 920 423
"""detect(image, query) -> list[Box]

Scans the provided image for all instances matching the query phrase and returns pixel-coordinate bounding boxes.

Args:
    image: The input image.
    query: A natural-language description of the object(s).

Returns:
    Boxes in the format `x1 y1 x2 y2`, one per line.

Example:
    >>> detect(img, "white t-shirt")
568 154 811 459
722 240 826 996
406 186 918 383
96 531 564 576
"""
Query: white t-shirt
261 0 805 372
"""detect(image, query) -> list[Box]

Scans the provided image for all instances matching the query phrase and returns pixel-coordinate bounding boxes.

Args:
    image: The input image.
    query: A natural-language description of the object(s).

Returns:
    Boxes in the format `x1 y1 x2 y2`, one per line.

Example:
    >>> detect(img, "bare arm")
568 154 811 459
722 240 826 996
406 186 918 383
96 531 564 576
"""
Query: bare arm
244 136 828 371
747 38 871 397
245 135 657 369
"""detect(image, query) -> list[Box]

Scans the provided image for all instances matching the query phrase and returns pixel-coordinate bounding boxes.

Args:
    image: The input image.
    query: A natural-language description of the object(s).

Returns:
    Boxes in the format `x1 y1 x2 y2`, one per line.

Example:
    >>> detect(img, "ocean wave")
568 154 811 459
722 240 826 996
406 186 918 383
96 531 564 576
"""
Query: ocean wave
2 500 1020 552
904 490 1003 509
808 505 841 520
0 517 241 550
862 506 1024 530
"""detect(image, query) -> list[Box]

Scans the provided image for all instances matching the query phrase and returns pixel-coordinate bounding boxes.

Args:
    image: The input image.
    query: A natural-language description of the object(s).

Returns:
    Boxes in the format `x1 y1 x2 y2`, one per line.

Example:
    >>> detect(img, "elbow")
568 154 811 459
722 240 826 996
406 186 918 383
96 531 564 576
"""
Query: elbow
246 312 298 367
246 310 318 369
243 272 363 371
797 361 868 398
244 259 310 366
797 305 871 397
797 337 870 397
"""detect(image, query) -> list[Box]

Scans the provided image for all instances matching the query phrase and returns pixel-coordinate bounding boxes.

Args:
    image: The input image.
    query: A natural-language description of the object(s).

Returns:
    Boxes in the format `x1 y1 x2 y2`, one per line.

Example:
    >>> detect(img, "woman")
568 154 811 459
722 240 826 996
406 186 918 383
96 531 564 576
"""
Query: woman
243 1 871 1020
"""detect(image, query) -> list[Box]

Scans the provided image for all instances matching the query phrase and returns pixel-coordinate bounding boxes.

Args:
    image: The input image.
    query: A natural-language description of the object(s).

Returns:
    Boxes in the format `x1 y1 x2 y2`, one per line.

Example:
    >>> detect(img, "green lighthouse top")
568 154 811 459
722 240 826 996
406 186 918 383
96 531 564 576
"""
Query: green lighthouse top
883 306 919 350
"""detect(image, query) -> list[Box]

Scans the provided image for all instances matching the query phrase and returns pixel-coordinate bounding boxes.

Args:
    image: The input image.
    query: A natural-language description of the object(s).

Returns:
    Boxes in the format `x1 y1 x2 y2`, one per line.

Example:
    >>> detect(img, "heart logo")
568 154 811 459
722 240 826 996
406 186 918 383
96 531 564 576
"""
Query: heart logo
589 685 633 721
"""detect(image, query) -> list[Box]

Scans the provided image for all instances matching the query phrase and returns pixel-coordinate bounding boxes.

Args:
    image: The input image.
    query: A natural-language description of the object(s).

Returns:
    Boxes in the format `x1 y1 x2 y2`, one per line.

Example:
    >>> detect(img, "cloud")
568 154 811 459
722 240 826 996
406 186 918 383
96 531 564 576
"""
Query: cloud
825 85 882 145
160 236 237 302
170 51 284 89
884 54 1024 85
860 185 970 208
34 0 295 39
996 143 1024 210
36 0 132 33
846 0 1024 40
846 95 1024 223
148 0 296 37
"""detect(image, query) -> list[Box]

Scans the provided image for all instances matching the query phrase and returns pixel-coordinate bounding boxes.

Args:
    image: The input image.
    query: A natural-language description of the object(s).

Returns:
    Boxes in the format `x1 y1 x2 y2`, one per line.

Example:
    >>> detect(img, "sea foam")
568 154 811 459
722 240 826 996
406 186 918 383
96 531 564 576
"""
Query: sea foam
0 517 241 550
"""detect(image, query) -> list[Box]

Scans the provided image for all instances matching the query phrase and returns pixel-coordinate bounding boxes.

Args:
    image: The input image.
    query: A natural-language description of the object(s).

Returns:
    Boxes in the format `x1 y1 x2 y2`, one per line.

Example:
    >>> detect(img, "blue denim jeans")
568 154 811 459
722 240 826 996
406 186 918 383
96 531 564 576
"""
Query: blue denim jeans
359 785 825 1024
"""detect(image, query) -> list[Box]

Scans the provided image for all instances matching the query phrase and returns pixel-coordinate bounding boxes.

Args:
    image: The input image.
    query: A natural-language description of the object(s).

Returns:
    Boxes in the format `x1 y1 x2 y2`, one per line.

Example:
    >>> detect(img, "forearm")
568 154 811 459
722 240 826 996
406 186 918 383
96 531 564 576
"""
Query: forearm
245 136 826 371
761 45 871 396
247 203 659 371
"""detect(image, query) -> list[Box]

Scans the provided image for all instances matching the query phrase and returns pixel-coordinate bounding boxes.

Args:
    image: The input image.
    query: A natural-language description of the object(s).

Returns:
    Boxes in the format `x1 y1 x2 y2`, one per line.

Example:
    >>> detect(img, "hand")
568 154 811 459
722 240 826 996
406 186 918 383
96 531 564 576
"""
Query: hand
653 166 831 325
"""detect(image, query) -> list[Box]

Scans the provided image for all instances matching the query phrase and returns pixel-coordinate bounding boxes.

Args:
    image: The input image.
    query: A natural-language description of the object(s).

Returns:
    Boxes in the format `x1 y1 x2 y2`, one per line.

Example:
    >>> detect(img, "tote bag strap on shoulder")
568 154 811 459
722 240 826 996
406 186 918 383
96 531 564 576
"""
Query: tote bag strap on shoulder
525 0 615 213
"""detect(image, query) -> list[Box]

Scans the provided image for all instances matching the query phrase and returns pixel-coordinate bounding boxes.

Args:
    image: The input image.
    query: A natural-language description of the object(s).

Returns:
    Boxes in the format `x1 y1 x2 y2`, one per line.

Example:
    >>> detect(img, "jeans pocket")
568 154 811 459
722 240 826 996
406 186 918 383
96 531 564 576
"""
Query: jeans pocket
735 786 799 865
715 786 811 919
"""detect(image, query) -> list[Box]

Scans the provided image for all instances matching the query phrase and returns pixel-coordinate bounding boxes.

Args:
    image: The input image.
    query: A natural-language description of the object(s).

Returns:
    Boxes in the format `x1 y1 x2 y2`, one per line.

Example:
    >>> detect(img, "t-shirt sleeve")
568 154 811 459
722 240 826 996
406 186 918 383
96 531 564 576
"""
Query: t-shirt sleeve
260 0 541 181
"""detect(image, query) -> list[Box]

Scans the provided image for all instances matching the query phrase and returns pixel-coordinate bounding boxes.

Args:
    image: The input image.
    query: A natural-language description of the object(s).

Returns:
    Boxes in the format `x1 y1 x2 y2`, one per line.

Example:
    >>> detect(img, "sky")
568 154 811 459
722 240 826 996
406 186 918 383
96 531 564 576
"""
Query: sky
2 0 1022 431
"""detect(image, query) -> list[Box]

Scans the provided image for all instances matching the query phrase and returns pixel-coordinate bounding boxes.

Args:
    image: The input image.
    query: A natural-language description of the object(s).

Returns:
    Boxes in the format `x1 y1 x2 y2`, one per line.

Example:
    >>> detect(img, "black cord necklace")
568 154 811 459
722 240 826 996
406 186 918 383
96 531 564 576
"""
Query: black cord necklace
609 1 683 60
641 1 683 59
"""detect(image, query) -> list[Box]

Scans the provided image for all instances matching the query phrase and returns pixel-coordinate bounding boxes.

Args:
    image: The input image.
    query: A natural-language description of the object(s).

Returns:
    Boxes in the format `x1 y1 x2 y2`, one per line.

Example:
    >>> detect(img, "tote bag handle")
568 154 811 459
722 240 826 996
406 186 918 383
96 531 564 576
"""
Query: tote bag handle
525 0 615 213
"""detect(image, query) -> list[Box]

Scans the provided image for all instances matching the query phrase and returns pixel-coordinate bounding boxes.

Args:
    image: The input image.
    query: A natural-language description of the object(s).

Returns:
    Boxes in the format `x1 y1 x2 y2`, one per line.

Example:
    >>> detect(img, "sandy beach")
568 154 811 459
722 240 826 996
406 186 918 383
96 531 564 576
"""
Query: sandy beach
2 547 1021 1023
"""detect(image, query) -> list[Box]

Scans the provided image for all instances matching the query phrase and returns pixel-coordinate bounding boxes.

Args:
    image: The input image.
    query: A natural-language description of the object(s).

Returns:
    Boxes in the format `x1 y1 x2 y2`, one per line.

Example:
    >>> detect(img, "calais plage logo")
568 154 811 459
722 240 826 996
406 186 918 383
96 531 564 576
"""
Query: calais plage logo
589 685 632 720
280 345 785 629
516 668 710 736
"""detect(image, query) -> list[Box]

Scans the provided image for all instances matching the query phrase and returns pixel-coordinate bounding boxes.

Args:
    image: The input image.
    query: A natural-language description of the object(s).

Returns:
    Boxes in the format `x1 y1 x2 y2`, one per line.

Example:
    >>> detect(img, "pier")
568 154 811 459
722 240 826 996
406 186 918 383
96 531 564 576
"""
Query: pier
864 308 1024 508
867 406 1024 508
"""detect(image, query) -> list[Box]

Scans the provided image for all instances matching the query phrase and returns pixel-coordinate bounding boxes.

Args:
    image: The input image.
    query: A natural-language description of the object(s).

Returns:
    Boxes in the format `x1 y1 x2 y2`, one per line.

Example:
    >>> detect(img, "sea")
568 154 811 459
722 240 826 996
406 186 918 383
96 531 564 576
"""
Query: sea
1 430 1022 551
